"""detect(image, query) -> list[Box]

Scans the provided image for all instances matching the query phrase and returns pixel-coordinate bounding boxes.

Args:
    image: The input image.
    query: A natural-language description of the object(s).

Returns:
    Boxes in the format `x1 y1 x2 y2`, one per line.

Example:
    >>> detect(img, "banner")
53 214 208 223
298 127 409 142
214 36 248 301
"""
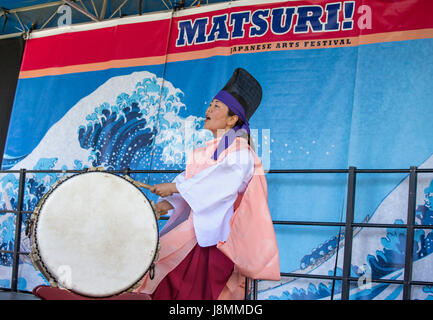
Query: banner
1 0 433 299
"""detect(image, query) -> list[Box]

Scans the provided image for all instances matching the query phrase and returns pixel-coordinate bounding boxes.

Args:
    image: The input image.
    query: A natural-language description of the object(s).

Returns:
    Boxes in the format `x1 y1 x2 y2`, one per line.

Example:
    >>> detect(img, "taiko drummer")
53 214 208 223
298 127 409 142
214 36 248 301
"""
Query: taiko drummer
136 68 280 300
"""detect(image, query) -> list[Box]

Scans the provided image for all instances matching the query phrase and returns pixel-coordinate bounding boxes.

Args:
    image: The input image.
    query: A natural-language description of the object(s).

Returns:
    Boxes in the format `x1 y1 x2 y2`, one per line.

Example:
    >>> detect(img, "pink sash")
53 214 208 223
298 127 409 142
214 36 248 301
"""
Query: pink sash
134 137 280 298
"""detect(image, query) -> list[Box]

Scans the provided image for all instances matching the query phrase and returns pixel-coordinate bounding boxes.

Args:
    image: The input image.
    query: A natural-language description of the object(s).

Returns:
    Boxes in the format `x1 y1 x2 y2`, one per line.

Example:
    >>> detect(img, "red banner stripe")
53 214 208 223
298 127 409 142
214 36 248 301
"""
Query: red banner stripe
20 0 433 74
20 18 171 72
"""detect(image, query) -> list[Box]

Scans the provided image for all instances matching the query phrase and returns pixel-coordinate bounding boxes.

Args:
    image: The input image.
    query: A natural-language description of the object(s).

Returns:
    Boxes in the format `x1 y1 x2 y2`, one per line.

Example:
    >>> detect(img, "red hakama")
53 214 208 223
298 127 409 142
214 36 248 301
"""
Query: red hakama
151 244 234 300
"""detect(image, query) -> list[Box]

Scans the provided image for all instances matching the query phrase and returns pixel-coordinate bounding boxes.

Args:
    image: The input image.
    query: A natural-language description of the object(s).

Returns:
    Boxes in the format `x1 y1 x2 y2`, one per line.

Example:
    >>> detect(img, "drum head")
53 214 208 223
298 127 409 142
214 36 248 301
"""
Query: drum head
34 171 158 298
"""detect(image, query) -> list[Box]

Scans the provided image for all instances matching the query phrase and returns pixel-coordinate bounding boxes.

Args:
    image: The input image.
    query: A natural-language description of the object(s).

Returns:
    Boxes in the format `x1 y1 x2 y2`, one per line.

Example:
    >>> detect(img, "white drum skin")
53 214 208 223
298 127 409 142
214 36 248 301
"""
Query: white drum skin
32 171 158 298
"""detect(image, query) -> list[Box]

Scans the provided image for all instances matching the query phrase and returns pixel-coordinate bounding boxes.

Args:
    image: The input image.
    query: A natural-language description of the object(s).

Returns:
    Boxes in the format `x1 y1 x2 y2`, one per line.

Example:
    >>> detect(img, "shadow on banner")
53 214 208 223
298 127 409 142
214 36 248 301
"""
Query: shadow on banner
0 37 25 164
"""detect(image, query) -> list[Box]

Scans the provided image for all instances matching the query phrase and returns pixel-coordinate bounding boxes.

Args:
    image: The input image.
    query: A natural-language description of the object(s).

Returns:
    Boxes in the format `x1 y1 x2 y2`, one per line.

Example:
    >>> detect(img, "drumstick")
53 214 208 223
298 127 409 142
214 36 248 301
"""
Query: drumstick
123 175 153 190
132 181 153 190
124 175 168 215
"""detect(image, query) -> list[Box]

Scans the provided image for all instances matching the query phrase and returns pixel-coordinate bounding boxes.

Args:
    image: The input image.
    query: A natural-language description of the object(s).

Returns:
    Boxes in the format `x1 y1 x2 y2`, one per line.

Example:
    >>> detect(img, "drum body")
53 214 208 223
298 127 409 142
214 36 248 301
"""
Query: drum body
29 171 159 298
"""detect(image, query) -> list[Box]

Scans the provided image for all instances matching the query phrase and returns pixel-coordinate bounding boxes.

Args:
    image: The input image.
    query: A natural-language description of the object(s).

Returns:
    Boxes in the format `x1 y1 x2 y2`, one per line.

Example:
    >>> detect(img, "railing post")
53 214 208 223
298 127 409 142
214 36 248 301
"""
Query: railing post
245 277 250 300
11 168 26 292
403 166 417 300
341 166 356 300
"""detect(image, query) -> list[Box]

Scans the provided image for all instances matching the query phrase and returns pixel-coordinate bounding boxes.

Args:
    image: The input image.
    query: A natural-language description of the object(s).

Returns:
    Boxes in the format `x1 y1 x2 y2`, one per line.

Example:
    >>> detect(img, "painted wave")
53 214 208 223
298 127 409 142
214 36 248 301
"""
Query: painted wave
0 71 213 291
2 69 432 299
1 154 29 170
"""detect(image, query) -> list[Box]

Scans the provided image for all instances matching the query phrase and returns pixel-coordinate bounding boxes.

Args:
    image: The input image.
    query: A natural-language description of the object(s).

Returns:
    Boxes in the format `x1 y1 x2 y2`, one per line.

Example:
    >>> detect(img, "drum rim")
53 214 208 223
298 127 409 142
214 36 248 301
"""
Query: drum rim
30 169 160 298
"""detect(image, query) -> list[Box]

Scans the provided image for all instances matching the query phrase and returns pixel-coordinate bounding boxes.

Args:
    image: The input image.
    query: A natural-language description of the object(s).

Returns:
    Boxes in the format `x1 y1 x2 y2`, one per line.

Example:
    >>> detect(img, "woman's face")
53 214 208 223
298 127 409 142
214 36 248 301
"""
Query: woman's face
204 99 238 137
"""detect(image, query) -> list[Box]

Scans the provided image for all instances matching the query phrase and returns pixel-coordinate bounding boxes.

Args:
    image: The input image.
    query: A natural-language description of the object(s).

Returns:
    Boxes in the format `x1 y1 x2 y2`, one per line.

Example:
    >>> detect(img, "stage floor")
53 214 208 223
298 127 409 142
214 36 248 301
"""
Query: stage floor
0 290 40 300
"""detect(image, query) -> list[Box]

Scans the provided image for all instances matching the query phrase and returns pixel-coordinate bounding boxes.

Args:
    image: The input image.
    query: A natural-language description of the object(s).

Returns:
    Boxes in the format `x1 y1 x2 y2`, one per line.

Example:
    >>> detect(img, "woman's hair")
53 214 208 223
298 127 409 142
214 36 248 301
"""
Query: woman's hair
227 109 255 151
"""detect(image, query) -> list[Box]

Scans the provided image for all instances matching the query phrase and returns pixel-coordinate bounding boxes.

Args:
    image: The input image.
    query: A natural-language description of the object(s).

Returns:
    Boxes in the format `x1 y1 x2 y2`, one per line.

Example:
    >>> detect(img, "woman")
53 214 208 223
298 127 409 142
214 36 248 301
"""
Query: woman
135 68 280 300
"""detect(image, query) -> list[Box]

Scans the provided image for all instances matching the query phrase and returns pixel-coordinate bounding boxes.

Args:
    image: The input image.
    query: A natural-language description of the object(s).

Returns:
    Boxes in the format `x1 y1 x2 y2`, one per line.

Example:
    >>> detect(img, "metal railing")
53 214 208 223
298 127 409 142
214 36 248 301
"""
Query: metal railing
1 166 433 300
244 167 433 300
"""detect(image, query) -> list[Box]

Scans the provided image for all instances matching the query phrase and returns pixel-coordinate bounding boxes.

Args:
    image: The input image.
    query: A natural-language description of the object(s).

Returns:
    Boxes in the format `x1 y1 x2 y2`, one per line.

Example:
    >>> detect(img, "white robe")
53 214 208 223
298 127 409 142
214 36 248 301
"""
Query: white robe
157 148 254 247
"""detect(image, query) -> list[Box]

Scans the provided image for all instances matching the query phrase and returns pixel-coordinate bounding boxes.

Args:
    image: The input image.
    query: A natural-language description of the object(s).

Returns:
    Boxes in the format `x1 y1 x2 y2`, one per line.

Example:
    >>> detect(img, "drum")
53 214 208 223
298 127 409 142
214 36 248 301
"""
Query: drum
28 170 159 298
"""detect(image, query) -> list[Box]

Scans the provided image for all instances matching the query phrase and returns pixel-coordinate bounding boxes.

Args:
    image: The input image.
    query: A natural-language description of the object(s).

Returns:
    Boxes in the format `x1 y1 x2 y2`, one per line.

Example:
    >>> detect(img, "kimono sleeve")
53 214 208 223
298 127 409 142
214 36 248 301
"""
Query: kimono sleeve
176 149 253 214
157 172 189 215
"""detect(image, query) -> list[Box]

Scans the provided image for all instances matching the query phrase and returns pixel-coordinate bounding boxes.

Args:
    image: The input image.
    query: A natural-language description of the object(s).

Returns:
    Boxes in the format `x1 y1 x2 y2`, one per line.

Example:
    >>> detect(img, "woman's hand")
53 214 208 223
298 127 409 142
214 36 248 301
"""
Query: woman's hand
155 200 173 215
150 183 178 197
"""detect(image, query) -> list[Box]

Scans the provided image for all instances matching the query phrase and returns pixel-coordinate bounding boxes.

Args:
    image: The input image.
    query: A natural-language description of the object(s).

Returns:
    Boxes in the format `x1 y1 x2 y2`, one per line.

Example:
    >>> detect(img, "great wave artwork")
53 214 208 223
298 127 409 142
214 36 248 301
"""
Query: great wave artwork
1 70 433 300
